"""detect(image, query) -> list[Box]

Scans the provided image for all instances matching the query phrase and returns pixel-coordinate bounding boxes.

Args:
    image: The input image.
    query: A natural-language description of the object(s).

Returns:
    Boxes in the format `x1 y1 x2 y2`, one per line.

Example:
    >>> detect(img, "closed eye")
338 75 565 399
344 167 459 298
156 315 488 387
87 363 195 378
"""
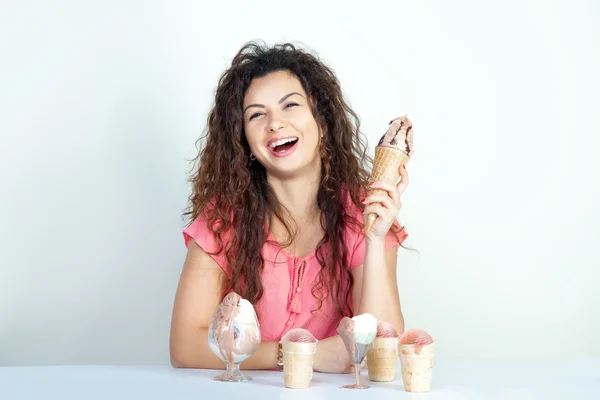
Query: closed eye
248 103 298 121
249 112 263 121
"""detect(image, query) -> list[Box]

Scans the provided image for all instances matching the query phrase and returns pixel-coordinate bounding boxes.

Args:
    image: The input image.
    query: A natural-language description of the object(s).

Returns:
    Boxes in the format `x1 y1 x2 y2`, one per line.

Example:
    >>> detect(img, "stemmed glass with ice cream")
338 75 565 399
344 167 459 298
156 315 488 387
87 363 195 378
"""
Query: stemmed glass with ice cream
336 313 378 389
207 292 261 382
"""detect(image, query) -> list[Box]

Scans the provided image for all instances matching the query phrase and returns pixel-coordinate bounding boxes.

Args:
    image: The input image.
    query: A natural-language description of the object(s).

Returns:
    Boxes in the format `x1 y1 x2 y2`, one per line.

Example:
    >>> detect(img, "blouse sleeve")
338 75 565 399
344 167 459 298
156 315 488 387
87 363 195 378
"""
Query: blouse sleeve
182 213 233 278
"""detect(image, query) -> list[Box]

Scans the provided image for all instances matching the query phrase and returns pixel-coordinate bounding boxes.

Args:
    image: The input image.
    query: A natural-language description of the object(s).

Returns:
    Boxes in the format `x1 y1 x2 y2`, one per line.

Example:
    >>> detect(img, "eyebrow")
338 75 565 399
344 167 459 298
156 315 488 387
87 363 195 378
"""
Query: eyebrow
243 92 305 114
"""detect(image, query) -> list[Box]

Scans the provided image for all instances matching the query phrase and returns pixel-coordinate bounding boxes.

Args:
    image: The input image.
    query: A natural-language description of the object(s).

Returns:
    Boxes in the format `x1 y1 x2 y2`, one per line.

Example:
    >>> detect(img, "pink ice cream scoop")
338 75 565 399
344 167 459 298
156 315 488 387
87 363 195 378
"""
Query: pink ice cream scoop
399 328 434 346
282 328 317 343
376 321 399 338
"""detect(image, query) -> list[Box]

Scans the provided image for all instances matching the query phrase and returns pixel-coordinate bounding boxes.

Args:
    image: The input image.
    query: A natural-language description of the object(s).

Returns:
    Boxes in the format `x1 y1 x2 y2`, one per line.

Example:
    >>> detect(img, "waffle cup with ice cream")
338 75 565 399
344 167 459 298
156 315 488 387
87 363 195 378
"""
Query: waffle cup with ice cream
365 115 414 233
398 328 435 392
280 328 318 389
366 321 399 382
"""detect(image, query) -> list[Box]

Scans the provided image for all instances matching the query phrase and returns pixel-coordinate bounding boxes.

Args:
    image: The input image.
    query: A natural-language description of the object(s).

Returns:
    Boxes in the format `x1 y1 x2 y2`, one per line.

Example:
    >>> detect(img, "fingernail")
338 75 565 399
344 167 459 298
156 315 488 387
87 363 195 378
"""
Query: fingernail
360 197 365 202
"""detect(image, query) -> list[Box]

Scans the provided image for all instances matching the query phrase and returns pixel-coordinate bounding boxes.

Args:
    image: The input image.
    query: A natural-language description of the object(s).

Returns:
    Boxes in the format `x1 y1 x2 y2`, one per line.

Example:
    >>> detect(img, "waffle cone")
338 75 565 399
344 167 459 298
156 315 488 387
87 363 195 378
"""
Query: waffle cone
282 341 316 389
366 337 398 382
399 342 435 392
366 146 410 233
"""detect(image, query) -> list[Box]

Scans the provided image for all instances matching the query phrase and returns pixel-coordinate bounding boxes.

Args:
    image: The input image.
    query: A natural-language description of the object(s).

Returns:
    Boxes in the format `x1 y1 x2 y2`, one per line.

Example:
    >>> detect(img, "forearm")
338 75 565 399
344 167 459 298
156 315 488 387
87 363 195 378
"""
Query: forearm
170 327 279 370
357 237 405 334
314 335 354 373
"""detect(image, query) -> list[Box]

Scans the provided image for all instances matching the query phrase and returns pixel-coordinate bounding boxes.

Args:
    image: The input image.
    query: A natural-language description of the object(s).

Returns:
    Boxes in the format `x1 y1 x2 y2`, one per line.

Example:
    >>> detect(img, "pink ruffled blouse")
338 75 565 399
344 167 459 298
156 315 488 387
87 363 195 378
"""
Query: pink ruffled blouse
182 194 407 342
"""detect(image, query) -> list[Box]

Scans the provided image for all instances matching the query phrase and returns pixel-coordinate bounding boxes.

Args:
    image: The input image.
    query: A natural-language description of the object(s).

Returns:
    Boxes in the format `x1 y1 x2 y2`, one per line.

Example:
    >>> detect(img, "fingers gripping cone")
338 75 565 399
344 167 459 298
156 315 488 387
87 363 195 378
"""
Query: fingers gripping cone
365 148 410 232
367 321 399 382
365 116 413 233
398 329 435 392
281 328 318 389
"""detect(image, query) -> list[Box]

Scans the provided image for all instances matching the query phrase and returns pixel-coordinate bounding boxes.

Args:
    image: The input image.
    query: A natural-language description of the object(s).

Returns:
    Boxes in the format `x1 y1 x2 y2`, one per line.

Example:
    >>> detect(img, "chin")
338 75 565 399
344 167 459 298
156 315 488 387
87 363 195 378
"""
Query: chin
267 161 311 178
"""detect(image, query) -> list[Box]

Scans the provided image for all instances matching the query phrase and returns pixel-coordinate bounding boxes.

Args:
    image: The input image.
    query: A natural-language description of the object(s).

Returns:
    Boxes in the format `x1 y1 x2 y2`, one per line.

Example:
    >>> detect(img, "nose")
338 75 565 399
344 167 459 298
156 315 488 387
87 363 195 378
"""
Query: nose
266 111 287 133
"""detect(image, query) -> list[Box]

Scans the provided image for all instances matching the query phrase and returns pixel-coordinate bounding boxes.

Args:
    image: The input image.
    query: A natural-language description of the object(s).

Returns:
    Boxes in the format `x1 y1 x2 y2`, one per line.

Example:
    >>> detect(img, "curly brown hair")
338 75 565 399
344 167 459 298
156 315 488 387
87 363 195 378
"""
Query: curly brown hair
183 40 404 318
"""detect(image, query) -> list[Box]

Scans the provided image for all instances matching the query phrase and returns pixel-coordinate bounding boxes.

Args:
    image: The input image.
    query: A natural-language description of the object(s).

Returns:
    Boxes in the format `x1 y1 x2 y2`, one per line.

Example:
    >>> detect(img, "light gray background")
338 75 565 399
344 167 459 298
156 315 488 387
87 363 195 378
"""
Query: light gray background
1 0 598 366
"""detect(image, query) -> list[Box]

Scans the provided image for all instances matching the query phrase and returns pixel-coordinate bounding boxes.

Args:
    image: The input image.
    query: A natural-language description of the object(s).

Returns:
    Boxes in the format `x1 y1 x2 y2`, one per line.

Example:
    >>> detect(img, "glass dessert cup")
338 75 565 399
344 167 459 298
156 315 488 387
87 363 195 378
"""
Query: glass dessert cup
207 299 261 382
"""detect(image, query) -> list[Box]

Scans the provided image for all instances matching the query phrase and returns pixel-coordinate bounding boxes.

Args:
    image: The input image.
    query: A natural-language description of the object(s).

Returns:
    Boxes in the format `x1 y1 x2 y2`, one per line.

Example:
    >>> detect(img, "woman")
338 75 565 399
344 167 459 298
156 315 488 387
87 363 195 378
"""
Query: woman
169 41 409 373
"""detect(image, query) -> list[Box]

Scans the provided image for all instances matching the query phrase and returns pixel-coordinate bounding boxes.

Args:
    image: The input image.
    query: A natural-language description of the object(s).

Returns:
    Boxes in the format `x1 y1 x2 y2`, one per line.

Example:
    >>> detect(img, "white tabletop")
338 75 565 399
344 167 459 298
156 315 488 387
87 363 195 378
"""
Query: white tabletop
1 359 599 400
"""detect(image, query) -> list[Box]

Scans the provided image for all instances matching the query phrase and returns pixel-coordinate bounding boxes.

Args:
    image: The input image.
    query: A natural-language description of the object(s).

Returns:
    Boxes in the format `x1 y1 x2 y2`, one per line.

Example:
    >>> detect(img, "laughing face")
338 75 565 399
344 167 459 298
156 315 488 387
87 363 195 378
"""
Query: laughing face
242 70 322 179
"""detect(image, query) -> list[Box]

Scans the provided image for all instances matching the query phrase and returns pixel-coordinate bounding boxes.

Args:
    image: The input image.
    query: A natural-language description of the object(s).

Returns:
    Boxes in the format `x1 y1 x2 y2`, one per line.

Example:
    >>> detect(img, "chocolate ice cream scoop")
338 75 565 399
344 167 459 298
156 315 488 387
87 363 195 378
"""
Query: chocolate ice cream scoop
221 291 241 307
214 293 242 365
376 115 413 156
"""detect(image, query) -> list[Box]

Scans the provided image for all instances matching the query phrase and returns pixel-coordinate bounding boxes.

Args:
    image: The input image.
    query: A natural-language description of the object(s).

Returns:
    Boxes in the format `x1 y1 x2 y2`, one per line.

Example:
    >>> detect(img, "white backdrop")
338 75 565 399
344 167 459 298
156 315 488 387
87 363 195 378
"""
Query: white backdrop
1 0 598 366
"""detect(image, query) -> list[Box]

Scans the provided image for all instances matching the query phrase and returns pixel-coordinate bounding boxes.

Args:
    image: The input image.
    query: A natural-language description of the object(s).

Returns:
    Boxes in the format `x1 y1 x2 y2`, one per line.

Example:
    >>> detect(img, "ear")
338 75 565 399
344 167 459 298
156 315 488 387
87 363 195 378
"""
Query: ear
318 123 327 139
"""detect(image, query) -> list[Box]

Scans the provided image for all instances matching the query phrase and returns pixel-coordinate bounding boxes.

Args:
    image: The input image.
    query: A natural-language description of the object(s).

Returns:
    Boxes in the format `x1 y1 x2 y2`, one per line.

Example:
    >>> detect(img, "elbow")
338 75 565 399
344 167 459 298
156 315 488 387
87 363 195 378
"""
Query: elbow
169 335 189 368
170 327 213 369
169 338 208 369
170 354 184 369
169 344 184 368
170 347 197 369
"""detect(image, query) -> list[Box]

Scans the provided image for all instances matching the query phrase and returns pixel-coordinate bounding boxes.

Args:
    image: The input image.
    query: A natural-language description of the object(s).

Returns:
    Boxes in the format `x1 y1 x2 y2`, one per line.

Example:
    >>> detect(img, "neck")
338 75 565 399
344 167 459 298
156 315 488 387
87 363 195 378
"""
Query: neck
267 167 321 224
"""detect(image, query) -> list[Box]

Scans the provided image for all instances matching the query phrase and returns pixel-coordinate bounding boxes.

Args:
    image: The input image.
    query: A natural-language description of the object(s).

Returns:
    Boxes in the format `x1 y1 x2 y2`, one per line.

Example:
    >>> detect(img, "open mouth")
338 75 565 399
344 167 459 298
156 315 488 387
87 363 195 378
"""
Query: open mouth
267 137 299 157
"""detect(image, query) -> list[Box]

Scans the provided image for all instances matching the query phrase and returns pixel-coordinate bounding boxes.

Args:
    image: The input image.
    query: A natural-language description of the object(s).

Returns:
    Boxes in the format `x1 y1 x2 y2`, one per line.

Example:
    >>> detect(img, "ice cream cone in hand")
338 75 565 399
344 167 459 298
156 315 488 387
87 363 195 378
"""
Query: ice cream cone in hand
365 116 414 233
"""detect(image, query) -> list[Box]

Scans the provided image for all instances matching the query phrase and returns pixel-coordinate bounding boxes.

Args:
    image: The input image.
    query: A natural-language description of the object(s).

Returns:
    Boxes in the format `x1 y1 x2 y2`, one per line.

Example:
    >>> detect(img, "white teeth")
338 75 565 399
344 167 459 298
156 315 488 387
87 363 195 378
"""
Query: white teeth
269 137 298 148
